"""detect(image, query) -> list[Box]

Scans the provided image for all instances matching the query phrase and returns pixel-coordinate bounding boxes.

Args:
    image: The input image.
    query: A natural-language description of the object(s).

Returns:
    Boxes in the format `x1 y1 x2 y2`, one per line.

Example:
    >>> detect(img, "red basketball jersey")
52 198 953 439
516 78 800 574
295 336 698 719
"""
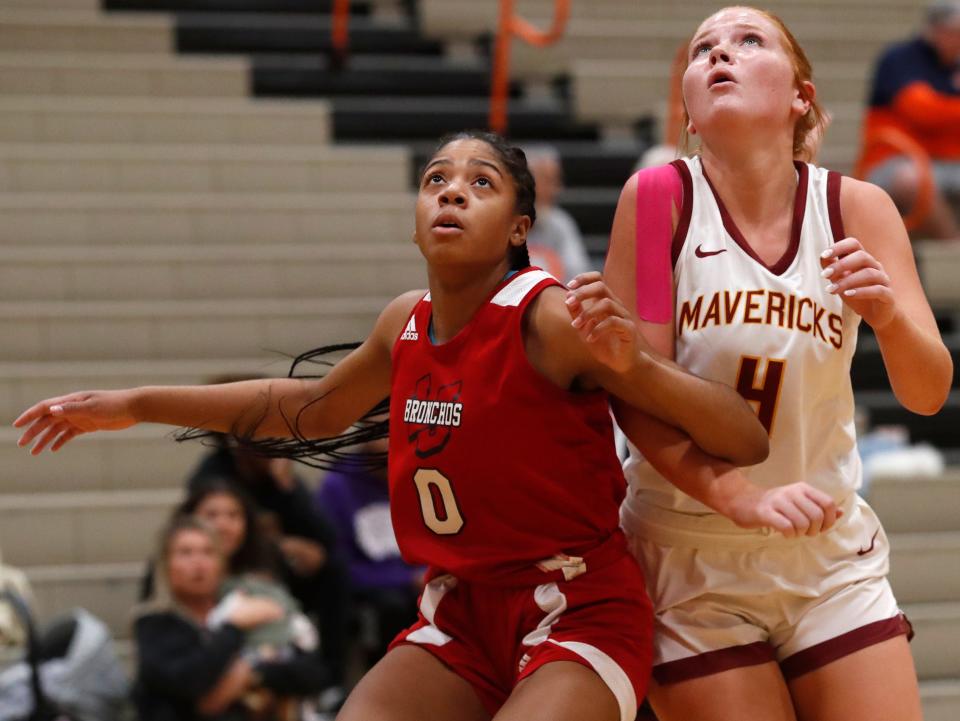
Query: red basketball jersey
388 268 628 585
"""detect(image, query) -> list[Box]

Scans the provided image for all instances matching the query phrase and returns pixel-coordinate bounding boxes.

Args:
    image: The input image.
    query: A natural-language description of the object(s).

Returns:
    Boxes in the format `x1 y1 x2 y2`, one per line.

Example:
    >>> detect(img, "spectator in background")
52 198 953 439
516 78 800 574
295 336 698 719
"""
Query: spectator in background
139 485 331 713
314 437 424 667
186 375 351 690
523 146 593 280
859 0 960 239
134 515 290 721
0 548 33 648
176 481 337 702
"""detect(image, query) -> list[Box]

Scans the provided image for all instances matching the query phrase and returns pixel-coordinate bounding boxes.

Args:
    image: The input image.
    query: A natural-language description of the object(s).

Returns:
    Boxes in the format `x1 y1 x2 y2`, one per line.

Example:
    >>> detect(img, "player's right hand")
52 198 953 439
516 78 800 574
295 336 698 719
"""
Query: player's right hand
13 389 139 454
728 482 842 538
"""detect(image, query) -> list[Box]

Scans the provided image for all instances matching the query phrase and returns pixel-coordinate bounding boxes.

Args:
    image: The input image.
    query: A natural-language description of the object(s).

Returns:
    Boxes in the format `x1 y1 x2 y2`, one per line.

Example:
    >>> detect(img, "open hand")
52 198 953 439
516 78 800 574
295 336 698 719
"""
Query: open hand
13 390 139 455
565 272 647 374
821 238 896 330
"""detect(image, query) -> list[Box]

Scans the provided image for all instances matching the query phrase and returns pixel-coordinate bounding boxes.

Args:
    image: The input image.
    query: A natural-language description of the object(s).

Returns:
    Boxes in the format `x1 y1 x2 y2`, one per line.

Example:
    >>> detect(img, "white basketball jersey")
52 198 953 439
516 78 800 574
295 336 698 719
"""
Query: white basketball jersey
623 156 862 521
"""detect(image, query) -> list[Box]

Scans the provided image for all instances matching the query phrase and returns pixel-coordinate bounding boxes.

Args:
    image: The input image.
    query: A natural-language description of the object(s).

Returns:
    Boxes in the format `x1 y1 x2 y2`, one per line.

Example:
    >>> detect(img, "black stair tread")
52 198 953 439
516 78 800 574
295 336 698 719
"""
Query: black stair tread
853 333 960 390
176 13 441 55
254 54 488 72
582 233 609 260
106 0 372 13
854 390 960 448
330 97 599 141
554 186 620 235
252 54 509 98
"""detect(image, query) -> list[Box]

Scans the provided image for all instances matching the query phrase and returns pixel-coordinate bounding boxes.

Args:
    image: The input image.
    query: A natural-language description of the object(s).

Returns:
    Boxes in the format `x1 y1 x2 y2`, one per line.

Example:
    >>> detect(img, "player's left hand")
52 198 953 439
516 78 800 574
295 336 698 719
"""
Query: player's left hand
821 237 897 330
565 272 646 374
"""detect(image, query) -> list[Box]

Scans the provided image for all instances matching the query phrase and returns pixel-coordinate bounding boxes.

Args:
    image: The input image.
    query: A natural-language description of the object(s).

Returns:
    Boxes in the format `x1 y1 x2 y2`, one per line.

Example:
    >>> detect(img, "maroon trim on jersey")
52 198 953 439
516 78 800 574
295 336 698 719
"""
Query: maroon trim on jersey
826 170 846 244
779 614 913 680
653 641 775 685
700 160 809 277
669 159 693 269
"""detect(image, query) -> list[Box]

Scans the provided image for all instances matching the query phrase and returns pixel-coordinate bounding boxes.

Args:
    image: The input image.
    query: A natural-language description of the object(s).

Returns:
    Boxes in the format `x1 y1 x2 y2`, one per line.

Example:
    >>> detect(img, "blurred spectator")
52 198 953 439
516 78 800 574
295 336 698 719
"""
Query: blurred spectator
180 480 278 581
859 1 960 239
187 434 350 689
139 485 333 715
314 439 423 667
134 514 325 721
0 606 130 721
524 146 593 280
0 549 33 648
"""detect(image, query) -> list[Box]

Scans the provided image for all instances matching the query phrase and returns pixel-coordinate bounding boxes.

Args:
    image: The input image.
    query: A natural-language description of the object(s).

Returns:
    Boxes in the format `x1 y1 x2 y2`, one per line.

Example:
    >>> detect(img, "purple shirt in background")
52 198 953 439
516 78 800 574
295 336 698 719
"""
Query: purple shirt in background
314 465 423 592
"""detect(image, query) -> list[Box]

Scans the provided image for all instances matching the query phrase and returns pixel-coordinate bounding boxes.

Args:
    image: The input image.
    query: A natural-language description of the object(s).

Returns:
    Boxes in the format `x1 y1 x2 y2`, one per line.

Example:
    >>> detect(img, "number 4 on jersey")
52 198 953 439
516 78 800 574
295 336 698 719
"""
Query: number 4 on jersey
414 469 465 535
735 356 786 434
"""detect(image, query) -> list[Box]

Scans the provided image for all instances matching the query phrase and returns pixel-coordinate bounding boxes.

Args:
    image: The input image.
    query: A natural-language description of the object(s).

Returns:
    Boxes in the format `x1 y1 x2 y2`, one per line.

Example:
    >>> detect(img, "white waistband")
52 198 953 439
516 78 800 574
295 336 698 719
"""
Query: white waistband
621 494 857 551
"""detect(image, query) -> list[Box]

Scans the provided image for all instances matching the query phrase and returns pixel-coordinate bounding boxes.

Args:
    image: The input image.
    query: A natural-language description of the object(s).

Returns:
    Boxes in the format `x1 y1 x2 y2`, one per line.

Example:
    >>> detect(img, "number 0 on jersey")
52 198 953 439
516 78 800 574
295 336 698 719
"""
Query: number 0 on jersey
414 469 465 535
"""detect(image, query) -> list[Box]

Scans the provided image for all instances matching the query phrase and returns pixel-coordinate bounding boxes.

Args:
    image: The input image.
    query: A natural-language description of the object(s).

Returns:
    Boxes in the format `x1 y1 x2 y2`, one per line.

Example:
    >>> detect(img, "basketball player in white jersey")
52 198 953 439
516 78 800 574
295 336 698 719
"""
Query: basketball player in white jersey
603 7 952 721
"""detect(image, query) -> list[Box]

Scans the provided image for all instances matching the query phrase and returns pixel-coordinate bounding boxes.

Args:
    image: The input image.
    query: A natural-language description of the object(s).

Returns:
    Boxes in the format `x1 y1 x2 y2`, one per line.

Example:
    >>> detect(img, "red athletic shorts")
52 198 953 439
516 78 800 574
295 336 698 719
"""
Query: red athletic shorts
390 551 653 721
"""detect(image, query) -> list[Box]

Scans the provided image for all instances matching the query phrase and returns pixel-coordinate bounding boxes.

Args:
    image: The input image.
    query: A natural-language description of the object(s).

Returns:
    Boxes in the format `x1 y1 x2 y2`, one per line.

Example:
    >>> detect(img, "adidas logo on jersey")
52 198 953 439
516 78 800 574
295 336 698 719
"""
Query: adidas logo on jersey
401 316 419 341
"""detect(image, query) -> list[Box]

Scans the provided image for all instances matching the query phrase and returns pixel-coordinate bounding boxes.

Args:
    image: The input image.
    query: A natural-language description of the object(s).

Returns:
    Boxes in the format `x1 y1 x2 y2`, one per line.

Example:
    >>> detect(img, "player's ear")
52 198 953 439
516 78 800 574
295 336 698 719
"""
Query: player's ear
510 215 531 245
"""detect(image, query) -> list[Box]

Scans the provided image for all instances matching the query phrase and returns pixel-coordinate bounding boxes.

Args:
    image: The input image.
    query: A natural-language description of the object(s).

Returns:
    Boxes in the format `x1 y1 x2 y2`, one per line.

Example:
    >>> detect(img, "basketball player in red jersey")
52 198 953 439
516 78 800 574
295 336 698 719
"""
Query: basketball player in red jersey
605 7 952 721
15 130 767 721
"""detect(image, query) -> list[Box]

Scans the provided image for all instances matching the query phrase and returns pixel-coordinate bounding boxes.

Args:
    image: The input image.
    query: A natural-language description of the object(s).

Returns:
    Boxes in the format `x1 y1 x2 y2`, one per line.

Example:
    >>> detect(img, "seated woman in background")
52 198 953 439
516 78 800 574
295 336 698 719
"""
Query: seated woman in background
187 404 350 689
134 514 286 721
180 481 326 668
137 497 331 721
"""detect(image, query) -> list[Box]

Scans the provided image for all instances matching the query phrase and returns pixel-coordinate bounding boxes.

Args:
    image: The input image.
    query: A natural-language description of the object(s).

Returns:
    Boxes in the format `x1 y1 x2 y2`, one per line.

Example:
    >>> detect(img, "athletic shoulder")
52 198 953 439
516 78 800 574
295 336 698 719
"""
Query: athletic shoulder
371 290 426 348
838 175 899 226
525 284 590 361
837 175 907 255
527 284 570 327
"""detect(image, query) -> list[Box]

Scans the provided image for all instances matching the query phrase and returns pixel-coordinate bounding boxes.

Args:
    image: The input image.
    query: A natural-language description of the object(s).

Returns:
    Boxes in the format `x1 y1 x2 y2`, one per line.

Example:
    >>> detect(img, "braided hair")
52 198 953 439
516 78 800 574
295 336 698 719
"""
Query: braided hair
176 342 388 472
178 131 536 467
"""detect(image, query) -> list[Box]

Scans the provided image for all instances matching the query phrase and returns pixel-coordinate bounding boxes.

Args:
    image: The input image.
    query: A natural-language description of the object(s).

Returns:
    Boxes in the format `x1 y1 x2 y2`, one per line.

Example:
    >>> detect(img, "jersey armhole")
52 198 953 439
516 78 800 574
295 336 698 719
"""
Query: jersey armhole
669 159 694 265
827 171 846 243
390 292 428 360
633 163 688 324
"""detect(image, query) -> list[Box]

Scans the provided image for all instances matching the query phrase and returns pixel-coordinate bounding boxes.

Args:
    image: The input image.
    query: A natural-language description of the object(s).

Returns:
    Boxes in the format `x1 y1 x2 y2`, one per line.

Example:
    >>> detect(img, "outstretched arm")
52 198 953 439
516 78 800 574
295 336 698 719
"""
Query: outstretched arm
15 291 421 454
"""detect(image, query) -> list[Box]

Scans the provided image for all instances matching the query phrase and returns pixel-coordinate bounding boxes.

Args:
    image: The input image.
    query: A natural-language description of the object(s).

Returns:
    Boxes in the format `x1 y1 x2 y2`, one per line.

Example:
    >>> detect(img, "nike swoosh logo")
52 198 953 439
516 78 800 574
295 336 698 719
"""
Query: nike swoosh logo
695 245 727 258
857 529 880 556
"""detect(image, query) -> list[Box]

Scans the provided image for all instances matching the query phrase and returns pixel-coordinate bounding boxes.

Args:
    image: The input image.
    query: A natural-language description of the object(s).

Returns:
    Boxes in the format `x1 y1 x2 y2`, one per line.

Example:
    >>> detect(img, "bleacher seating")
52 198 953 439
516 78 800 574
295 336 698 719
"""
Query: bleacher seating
0 0 420 659
0 1 958 718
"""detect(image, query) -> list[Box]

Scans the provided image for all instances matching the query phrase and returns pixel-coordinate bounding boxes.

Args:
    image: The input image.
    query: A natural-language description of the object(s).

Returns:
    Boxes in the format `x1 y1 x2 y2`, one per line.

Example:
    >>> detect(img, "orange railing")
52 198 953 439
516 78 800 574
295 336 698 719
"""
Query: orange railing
331 0 351 67
489 0 571 135
665 42 688 148
855 127 936 233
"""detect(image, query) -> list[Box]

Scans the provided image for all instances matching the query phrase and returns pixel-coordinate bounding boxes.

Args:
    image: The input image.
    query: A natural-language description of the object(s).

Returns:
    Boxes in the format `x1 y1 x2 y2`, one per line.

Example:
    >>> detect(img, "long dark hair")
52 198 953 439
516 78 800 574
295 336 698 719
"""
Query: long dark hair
176 342 389 471
177 131 536 467
177 479 277 576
